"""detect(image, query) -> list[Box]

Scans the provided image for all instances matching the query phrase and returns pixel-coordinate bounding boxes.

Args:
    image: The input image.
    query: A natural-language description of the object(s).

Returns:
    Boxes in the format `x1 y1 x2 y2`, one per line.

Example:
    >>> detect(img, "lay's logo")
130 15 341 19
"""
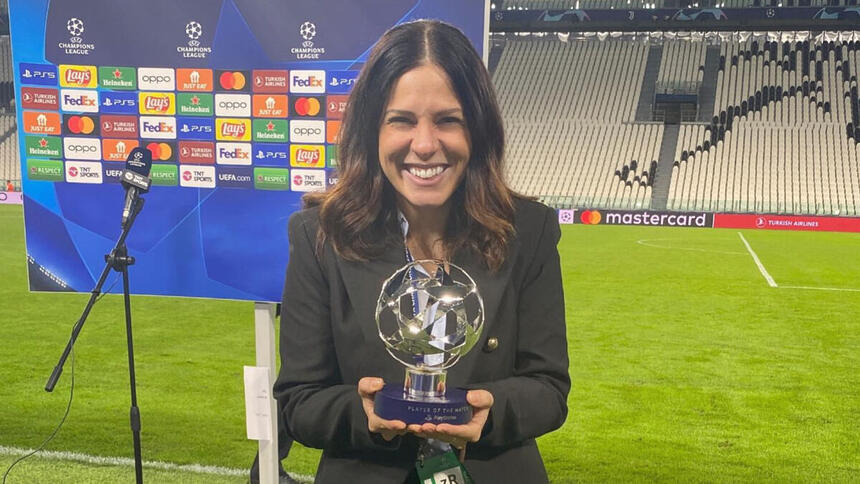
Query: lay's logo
216 118 251 141
290 144 325 168
139 92 176 115
59 65 97 88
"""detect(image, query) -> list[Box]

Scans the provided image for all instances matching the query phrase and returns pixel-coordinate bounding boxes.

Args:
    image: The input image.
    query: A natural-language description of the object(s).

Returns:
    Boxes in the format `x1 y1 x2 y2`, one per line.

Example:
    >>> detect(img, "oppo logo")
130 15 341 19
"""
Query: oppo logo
68 144 98 152
218 101 248 109
142 75 172 83
292 127 321 135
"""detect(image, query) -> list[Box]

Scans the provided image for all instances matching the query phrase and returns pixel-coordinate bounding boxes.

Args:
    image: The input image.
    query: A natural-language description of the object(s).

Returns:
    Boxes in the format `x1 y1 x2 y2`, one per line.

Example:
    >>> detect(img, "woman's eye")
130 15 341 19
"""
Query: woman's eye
438 117 463 125
387 116 413 125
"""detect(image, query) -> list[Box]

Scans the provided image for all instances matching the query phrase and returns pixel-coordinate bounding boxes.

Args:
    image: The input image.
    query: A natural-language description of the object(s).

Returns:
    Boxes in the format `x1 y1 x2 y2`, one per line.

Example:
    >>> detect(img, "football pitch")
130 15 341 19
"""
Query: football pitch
0 204 857 482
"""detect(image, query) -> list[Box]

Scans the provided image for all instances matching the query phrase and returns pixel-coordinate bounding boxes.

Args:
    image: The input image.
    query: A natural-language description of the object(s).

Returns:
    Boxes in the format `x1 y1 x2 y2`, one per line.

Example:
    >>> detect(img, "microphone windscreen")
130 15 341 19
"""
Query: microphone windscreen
125 147 153 177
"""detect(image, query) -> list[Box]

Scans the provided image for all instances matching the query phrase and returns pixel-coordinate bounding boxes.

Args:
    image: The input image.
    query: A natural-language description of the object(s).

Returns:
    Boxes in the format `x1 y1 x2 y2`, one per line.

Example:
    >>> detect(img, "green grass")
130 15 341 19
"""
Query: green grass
1 204 858 482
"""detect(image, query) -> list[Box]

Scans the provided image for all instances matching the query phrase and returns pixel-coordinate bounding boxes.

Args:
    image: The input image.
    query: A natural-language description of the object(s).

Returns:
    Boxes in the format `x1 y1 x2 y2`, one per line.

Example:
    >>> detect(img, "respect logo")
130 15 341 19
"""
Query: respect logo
253 167 290 191
139 92 176 115
59 65 97 88
27 159 64 181
150 163 178 186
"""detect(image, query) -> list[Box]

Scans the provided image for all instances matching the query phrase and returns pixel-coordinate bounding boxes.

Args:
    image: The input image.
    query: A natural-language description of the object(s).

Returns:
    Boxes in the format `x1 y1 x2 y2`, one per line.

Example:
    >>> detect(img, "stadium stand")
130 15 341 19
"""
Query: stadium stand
493 33 860 216
0 34 17 190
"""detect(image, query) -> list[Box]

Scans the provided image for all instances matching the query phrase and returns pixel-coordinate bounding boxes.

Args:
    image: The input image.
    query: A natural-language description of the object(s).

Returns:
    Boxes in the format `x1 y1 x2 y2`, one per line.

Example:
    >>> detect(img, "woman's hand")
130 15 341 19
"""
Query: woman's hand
406 389 494 449
358 377 407 441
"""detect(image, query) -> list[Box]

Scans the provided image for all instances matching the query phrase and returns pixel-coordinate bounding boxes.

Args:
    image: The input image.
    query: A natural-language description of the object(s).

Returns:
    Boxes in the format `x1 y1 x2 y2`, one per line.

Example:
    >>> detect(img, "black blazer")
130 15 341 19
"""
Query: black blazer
274 198 570 483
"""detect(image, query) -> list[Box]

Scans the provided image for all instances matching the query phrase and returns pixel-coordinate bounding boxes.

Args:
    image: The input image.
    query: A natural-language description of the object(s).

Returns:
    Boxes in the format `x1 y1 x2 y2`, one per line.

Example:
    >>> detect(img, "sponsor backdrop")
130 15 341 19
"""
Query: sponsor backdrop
10 0 488 301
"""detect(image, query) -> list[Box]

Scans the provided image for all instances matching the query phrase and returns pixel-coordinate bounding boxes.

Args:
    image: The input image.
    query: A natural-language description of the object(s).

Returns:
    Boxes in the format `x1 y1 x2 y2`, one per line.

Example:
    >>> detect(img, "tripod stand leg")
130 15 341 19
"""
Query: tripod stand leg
120 254 144 484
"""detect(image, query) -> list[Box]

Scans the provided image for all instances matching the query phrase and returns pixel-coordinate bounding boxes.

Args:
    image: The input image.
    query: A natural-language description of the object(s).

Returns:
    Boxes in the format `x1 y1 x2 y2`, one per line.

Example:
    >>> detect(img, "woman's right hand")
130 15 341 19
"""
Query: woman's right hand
358 377 407 441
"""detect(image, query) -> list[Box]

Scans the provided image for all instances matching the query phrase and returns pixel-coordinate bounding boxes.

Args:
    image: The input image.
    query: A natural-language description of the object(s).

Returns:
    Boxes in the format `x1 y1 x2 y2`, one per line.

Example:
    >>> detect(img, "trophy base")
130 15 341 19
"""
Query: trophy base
374 384 472 425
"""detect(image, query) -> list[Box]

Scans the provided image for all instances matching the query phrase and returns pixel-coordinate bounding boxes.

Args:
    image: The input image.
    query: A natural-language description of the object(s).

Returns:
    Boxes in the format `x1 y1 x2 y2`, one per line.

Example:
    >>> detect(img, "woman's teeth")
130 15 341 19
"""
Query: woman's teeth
408 166 445 179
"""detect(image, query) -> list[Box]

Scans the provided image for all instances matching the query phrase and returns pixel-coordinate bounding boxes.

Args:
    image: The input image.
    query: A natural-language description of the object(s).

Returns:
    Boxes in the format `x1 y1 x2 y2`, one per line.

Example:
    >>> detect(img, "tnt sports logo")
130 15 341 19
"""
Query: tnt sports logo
580 210 602 225
59 65 97 88
60 89 99 113
179 165 216 188
66 18 84 37
290 70 325 94
139 92 176 115
63 137 101 161
102 139 140 161
216 118 251 141
290 144 325 168
218 71 248 91
290 120 325 144
139 116 177 140
290 169 326 192
138 68 175 91
215 94 251 117
216 142 252 165
65 161 103 184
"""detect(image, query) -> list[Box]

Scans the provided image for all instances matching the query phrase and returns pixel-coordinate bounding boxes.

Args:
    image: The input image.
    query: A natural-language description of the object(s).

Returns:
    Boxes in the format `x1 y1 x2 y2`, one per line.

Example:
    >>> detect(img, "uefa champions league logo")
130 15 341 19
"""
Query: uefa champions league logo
292 20 325 59
66 18 84 42
186 21 202 46
300 21 316 48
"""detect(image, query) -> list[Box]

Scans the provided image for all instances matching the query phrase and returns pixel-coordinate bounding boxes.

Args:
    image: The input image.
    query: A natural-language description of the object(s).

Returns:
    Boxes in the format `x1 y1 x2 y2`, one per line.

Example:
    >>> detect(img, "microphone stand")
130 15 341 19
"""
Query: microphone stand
45 193 147 484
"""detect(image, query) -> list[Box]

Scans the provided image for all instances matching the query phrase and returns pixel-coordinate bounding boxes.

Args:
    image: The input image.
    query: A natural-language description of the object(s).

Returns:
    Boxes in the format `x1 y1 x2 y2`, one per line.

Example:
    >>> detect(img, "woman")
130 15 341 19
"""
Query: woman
274 20 569 483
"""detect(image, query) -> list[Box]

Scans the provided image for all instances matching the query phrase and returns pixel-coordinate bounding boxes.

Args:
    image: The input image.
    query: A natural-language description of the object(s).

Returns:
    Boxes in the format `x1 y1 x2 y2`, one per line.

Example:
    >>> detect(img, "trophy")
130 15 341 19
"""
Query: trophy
374 260 484 425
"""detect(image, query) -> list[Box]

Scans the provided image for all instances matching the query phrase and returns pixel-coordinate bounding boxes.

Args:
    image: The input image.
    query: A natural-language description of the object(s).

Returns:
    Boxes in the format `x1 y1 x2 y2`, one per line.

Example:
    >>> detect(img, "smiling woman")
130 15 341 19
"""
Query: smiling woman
275 20 570 484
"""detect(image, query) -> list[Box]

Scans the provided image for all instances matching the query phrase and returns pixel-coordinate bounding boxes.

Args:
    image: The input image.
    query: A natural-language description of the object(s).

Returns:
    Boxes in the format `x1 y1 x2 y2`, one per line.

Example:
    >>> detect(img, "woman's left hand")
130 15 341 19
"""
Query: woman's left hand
406 389 494 449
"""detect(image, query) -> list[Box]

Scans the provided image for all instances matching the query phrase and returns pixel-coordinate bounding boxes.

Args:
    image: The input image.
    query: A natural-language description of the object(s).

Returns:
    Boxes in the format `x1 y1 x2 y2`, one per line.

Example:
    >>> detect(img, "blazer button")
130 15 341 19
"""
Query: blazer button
483 337 499 352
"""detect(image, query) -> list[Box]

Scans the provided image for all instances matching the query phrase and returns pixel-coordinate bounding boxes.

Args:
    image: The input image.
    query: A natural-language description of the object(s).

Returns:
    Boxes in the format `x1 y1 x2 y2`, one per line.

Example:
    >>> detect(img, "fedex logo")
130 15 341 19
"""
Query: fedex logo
216 142 252 165
290 70 326 94
177 117 215 140
139 116 177 139
60 89 99 113
20 63 58 86
252 143 288 165
100 91 137 114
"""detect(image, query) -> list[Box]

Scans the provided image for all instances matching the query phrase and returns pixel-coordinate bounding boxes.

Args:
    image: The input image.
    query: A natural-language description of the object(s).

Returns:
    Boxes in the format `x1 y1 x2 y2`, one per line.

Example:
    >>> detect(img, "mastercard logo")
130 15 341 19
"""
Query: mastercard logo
219 71 247 90
146 142 174 161
293 97 321 116
66 115 97 135
580 210 602 225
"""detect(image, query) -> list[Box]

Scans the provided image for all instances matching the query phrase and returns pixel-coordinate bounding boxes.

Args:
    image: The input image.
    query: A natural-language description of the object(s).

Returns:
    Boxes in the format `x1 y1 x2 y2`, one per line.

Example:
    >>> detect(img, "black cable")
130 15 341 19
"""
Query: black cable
1 276 120 483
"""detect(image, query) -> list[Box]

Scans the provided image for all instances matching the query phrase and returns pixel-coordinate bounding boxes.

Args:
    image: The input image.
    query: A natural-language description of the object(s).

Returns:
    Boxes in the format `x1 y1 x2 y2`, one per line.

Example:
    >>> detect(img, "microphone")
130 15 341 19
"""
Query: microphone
120 147 153 227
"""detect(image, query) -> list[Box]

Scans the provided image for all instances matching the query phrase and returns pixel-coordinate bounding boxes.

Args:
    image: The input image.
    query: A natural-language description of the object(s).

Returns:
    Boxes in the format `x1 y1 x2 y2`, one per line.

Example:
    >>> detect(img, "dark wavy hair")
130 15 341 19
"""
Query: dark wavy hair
305 20 517 270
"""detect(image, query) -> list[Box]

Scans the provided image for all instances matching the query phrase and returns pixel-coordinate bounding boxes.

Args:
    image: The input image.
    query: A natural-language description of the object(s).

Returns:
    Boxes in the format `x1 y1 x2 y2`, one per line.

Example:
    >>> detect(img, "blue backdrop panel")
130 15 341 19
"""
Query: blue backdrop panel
10 0 488 302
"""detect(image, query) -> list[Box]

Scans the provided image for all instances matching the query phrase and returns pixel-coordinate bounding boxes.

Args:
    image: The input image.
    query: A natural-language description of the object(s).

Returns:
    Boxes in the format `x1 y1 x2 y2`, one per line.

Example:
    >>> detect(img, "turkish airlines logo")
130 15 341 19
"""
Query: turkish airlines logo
289 70 326 94
216 142 252 165
138 67 175 91
21 87 60 110
60 89 99 113
100 115 138 139
63 137 102 161
139 116 177 139
252 69 288 93
178 141 215 164
215 94 251 117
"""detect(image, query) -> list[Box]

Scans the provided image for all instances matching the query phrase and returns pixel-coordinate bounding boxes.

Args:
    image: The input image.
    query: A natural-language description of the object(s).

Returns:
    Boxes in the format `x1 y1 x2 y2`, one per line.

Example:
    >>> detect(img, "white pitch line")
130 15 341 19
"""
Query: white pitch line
636 238 746 255
780 285 860 293
738 232 778 288
0 445 313 482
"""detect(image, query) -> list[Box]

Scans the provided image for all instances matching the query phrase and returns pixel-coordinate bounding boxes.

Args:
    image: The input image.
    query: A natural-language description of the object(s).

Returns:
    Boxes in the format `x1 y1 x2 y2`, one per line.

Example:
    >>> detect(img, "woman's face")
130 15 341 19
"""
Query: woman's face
378 63 471 215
